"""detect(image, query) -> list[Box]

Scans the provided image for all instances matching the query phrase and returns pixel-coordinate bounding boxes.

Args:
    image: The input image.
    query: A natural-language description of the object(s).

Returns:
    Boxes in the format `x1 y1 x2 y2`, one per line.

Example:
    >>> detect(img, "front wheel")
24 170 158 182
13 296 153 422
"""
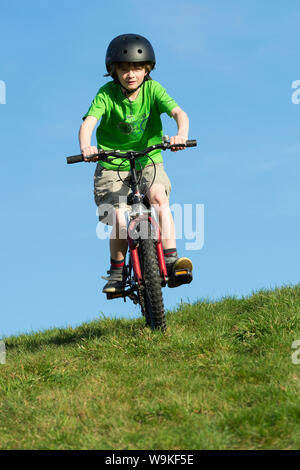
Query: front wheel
138 223 166 331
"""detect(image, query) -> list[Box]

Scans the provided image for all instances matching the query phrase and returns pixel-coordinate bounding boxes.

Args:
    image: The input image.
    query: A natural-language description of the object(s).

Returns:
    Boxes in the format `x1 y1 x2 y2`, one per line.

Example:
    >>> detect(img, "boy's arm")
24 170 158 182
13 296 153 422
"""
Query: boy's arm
79 115 99 161
170 106 189 151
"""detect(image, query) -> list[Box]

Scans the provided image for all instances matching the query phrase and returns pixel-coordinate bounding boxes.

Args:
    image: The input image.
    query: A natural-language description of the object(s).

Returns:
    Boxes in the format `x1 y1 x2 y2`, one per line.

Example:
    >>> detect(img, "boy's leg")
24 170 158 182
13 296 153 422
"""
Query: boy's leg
146 183 176 247
94 166 131 293
146 183 192 288
102 207 128 293
110 207 128 260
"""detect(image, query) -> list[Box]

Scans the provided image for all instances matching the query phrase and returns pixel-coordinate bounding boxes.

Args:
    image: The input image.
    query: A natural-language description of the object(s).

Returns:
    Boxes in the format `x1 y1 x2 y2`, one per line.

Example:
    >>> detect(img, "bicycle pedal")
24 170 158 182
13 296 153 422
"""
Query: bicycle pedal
174 269 190 276
106 292 124 299
168 270 193 288
174 268 192 279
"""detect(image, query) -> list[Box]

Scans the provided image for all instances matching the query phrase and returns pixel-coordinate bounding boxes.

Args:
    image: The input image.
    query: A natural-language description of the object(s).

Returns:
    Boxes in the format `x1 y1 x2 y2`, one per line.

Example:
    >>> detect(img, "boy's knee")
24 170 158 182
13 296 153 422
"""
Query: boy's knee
114 207 128 226
111 208 128 239
148 190 169 209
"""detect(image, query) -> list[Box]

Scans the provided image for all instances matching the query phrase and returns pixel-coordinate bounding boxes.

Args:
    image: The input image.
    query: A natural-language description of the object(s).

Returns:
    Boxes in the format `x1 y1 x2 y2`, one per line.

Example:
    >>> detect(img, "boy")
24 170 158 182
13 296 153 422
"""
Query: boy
79 33 193 293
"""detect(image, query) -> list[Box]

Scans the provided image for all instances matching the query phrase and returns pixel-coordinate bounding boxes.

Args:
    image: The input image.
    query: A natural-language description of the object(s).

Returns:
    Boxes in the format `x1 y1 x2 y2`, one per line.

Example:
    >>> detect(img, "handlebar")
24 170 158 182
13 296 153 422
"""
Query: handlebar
66 140 197 164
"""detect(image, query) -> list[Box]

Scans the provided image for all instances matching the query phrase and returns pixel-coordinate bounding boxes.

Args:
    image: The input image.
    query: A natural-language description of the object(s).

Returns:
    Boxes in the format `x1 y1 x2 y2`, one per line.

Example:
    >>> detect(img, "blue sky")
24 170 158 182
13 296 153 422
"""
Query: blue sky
0 0 299 337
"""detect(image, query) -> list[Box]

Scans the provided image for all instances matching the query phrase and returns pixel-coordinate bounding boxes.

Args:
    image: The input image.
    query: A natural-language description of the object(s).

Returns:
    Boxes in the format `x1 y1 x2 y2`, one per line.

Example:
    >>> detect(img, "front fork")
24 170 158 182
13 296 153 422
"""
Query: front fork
126 210 168 287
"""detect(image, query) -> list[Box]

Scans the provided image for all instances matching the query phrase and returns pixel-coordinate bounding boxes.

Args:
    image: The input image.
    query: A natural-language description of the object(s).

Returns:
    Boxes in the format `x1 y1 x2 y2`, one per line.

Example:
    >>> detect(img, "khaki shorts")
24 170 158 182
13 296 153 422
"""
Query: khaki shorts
94 162 172 225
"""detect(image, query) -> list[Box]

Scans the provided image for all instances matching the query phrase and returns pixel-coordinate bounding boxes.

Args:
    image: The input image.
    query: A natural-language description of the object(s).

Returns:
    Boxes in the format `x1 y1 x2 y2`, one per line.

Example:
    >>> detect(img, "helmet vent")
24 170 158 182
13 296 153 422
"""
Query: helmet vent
137 49 143 54
123 49 128 54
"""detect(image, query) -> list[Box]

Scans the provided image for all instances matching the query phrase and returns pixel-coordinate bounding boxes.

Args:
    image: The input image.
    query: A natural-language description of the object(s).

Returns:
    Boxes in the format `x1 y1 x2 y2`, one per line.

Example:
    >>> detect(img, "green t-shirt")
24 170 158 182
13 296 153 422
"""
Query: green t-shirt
82 79 178 171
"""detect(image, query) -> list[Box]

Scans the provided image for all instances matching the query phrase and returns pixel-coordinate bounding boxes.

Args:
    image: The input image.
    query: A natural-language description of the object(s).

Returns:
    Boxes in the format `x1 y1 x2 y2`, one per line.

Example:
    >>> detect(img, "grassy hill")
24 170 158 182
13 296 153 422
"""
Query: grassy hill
0 285 299 450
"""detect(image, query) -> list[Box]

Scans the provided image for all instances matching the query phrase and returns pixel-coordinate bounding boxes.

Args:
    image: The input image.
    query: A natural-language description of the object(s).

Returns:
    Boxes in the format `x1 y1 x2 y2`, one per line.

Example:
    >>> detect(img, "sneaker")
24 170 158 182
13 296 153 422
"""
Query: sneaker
165 255 179 277
166 257 193 288
102 269 124 294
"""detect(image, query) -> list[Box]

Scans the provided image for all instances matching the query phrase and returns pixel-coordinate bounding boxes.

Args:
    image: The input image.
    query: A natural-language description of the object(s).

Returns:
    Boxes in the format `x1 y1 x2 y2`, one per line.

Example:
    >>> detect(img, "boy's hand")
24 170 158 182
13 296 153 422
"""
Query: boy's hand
170 135 187 151
81 146 99 162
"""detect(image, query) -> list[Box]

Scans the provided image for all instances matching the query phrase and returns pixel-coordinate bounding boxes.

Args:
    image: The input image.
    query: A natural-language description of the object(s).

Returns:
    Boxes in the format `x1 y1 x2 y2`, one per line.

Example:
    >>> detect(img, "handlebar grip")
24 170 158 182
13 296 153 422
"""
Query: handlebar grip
186 140 197 147
66 154 85 164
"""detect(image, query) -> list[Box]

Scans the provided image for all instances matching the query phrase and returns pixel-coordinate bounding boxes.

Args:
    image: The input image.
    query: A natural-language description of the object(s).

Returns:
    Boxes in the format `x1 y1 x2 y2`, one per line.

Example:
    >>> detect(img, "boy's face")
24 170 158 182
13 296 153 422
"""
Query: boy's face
116 62 147 91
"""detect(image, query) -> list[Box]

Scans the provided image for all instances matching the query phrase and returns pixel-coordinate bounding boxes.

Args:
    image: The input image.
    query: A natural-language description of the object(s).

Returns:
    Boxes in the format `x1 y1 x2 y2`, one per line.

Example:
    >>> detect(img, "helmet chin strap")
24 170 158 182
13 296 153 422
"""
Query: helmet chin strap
122 84 141 97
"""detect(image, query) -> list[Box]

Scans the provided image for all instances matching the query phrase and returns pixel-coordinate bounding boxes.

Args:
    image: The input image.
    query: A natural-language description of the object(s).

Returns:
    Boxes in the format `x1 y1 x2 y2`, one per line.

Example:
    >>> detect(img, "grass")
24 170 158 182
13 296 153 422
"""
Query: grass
0 284 299 449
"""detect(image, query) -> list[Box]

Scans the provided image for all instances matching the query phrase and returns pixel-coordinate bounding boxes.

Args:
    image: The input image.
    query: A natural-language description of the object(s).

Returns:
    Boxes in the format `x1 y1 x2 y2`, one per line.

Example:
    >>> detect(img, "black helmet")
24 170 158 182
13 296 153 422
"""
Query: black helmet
105 34 156 72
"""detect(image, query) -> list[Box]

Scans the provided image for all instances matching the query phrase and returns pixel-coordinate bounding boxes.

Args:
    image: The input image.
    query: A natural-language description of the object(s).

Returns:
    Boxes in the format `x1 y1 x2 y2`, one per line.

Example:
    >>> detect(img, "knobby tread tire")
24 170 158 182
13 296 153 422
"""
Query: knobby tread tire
138 223 166 331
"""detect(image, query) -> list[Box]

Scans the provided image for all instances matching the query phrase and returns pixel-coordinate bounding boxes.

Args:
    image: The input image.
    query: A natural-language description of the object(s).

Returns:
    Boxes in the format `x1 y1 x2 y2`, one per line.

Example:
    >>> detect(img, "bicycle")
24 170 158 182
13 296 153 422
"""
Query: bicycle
66 137 197 331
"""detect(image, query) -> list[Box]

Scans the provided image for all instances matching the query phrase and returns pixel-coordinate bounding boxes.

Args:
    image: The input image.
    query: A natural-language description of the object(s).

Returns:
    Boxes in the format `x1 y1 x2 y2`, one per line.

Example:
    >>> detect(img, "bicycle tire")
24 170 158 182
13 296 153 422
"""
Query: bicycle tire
138 221 166 331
